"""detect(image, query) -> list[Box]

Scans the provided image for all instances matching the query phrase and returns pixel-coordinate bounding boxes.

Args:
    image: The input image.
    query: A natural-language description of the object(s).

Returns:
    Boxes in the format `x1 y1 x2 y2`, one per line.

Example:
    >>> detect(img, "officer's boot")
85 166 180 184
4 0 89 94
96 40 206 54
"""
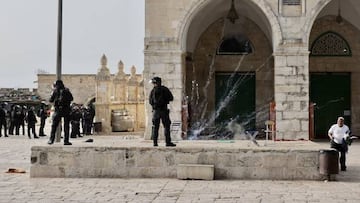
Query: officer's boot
164 126 176 147
152 126 158 147
48 132 55 145
153 139 158 147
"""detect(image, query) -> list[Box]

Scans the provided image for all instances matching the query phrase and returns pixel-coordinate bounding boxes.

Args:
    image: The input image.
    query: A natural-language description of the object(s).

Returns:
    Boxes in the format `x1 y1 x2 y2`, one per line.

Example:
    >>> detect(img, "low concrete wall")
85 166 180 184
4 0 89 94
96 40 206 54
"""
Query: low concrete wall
30 145 324 180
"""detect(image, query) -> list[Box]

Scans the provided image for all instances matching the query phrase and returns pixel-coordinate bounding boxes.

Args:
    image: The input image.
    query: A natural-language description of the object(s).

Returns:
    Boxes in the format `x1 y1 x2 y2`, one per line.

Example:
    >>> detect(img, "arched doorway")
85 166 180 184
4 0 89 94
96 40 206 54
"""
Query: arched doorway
180 0 276 139
309 0 360 139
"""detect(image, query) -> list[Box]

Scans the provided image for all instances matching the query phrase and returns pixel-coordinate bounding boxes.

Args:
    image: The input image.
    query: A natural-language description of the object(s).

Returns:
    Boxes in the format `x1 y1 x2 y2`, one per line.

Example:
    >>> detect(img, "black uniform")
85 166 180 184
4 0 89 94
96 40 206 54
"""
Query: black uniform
37 104 48 136
0 103 8 137
83 105 95 135
26 108 38 139
19 106 26 135
149 77 176 147
8 105 15 135
13 106 22 135
70 106 82 138
48 80 74 145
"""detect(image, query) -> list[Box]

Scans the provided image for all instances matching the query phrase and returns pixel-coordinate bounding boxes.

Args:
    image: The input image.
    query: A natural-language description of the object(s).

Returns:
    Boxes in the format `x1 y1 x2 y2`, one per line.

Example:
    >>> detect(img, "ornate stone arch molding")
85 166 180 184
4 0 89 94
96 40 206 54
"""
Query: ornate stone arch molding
303 0 332 46
177 0 282 52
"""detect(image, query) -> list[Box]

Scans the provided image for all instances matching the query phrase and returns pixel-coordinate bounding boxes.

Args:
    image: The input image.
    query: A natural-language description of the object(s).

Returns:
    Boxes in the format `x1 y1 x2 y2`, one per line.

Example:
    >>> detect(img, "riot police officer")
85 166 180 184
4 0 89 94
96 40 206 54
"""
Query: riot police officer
19 106 26 135
37 102 48 137
48 80 73 145
70 104 82 138
0 102 8 137
26 106 39 139
83 105 95 135
149 76 176 147
13 105 22 135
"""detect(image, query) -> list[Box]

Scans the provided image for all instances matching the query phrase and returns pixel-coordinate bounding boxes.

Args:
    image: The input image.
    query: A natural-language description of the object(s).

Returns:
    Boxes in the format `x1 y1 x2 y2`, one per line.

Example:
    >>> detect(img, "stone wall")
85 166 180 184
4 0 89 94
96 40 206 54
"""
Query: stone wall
0 88 38 102
30 145 323 180
95 55 145 134
37 74 96 104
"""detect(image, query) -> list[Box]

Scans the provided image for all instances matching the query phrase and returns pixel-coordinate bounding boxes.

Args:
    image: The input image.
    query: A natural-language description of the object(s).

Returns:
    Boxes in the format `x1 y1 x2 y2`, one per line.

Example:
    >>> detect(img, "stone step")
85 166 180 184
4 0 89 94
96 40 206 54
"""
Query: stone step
177 164 214 180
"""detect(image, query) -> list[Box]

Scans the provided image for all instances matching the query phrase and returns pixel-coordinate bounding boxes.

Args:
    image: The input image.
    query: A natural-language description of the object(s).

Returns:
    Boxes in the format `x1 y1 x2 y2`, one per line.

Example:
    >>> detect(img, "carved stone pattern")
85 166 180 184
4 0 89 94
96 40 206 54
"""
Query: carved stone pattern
311 32 351 56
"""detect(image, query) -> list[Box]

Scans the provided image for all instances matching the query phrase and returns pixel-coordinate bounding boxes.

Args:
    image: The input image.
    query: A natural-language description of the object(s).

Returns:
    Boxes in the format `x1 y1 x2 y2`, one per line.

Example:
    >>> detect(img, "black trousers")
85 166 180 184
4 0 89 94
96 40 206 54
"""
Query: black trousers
27 123 36 137
151 109 172 145
50 111 70 143
84 119 93 135
20 122 25 135
331 139 348 170
71 121 80 138
39 118 46 136
0 118 7 136
9 120 14 135
15 122 20 135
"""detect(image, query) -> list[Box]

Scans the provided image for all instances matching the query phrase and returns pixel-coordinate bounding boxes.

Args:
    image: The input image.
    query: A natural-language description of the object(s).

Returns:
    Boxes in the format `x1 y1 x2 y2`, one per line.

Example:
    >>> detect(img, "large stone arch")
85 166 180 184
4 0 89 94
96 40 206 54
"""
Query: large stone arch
303 0 332 46
308 0 360 137
174 0 278 139
177 0 282 53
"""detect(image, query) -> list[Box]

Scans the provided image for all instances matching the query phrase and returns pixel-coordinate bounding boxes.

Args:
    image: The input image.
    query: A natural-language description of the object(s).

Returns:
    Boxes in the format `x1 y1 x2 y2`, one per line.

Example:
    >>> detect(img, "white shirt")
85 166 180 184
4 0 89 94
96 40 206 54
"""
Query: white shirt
328 124 350 144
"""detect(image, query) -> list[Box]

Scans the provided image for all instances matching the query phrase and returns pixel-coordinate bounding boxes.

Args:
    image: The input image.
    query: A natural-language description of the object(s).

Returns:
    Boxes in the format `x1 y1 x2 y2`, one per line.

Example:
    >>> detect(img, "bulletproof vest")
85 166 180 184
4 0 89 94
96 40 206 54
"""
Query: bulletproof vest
0 108 5 118
150 86 173 109
55 89 71 107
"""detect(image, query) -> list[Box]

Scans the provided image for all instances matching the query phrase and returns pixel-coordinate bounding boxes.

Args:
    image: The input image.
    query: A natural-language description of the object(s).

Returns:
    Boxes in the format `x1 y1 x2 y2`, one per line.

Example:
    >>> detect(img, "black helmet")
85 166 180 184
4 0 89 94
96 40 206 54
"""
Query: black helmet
151 77 161 85
54 80 65 89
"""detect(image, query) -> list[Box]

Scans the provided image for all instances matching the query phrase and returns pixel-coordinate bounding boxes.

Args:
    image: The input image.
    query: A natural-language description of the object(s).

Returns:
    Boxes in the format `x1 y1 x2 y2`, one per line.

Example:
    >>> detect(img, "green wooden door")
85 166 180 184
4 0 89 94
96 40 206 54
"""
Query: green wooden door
215 72 256 130
310 73 351 139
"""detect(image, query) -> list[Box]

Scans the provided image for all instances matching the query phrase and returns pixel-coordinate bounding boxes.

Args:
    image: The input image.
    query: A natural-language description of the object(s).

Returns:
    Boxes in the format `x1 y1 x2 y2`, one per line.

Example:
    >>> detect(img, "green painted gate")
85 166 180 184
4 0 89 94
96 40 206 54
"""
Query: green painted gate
215 72 256 130
310 73 351 139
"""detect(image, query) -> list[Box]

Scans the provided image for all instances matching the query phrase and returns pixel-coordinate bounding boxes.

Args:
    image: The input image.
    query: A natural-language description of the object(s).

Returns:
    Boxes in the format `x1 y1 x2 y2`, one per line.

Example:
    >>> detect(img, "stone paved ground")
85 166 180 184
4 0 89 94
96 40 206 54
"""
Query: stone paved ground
1 126 360 202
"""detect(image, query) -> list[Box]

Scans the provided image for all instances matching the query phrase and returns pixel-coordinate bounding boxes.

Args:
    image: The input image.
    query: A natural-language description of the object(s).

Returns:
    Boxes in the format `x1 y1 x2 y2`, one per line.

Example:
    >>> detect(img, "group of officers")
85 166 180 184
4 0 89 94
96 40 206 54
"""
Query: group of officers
0 100 96 140
0 103 46 138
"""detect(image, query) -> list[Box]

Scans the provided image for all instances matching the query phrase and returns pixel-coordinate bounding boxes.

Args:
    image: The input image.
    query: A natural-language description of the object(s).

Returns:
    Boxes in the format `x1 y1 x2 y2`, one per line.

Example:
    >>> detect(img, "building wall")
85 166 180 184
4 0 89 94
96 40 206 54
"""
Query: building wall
309 15 360 135
144 0 340 140
37 74 96 104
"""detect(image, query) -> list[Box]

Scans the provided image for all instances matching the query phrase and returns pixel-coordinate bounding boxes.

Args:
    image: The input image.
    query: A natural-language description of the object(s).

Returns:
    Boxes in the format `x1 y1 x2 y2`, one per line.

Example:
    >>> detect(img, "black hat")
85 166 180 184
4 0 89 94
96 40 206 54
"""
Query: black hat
150 77 161 85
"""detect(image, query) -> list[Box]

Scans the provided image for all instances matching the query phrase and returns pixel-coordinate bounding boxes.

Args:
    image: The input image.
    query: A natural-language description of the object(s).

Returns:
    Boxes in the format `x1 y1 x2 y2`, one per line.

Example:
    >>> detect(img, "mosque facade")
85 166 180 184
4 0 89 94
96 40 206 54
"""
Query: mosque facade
144 0 360 140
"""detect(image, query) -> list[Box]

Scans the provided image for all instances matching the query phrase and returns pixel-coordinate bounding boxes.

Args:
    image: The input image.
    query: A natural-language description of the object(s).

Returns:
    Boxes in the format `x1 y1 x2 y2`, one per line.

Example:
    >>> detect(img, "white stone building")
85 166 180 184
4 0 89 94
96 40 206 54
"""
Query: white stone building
144 0 360 140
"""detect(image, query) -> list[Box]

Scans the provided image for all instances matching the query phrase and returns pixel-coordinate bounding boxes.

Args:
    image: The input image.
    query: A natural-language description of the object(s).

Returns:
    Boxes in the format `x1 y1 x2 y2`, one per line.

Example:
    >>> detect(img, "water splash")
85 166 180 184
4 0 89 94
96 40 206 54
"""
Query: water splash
186 17 273 144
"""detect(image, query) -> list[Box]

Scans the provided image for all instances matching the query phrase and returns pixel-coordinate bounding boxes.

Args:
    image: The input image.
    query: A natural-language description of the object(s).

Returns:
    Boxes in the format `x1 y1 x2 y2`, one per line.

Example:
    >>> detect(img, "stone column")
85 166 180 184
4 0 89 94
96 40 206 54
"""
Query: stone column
274 48 310 140
144 50 184 140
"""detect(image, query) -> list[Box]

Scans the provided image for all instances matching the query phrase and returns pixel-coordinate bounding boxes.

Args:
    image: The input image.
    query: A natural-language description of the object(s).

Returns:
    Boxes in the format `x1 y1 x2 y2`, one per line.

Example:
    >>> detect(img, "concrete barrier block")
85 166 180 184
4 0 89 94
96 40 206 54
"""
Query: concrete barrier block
177 164 214 180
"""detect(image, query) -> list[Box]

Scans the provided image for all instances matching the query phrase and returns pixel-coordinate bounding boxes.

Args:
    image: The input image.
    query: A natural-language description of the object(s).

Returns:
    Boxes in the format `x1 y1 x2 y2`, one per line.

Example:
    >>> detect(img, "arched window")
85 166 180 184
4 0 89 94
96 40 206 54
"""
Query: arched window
310 31 351 57
217 35 253 55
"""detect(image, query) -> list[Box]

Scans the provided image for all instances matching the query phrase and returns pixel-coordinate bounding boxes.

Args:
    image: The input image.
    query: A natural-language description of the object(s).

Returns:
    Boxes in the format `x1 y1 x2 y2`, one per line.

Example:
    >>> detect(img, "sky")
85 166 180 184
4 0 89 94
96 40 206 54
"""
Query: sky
0 0 145 89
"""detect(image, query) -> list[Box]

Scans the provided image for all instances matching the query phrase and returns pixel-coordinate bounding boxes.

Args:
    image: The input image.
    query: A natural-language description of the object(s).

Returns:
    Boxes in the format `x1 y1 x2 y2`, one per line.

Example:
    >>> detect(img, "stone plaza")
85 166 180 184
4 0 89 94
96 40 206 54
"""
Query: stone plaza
1 133 360 202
